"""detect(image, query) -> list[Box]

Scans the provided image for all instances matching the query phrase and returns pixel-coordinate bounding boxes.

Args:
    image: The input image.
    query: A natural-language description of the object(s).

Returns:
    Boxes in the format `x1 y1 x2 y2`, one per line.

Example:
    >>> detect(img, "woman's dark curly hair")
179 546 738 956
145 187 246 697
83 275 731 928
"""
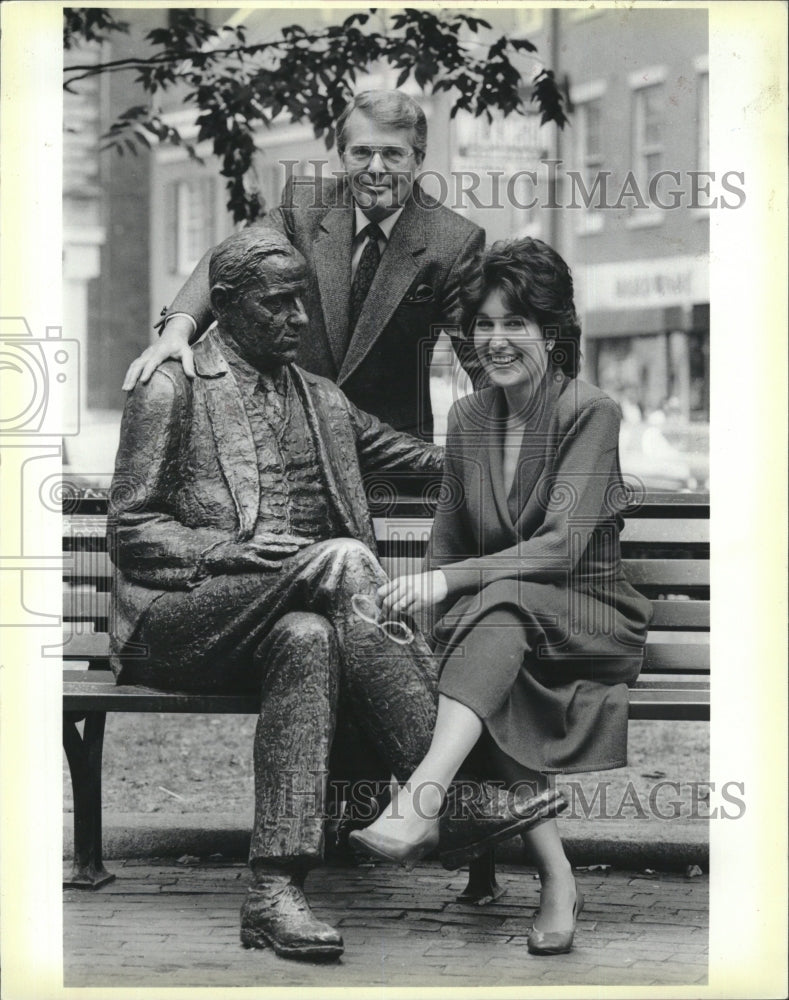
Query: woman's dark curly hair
465 237 582 378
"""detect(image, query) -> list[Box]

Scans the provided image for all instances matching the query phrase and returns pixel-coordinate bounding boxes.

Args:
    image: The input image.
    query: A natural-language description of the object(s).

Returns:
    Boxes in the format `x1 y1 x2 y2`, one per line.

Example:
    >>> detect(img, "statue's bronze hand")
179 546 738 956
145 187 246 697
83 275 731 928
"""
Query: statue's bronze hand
202 539 302 574
253 531 313 552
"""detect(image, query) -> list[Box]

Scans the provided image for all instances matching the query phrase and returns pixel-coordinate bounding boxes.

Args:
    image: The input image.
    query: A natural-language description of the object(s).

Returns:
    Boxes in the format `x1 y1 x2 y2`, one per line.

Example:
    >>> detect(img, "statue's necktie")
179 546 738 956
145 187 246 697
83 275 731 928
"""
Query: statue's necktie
348 222 383 335
255 372 287 435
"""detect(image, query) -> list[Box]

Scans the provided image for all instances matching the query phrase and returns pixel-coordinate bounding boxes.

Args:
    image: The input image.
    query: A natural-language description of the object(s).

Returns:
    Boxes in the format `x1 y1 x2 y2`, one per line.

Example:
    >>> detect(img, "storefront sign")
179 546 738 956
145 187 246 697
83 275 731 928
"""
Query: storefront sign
581 255 709 312
453 110 545 164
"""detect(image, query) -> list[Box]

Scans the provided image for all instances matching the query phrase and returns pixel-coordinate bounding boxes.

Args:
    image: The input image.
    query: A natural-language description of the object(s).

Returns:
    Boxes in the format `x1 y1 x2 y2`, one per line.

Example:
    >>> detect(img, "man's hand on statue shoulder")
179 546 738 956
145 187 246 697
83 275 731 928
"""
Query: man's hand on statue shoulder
122 320 196 391
202 534 311 575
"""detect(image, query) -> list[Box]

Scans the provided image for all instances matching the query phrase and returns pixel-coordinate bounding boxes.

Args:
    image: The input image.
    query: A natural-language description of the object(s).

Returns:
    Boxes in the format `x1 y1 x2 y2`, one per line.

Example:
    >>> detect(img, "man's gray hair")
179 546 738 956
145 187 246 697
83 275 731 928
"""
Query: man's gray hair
208 227 299 295
336 90 427 160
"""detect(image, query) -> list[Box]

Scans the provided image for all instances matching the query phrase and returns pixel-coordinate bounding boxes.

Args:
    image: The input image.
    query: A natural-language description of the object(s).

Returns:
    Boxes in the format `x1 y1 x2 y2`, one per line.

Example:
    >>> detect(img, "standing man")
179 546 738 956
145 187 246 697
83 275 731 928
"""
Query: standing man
123 90 485 439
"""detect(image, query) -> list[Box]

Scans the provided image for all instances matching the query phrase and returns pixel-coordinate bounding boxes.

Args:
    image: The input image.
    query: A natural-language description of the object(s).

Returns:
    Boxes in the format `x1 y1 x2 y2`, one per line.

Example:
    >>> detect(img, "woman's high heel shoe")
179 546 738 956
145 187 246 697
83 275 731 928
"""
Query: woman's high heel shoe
527 885 584 956
348 825 439 872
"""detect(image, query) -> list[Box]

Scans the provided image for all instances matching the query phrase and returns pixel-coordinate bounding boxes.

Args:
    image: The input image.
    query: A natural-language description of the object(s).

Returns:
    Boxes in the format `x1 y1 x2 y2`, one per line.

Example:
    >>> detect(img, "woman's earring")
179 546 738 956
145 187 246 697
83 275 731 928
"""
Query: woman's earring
546 339 555 353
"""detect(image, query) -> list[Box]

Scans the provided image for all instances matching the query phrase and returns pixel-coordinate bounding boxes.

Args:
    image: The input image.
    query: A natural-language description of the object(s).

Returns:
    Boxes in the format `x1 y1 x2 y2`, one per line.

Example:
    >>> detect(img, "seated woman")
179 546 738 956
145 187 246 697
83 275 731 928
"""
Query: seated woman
350 237 653 955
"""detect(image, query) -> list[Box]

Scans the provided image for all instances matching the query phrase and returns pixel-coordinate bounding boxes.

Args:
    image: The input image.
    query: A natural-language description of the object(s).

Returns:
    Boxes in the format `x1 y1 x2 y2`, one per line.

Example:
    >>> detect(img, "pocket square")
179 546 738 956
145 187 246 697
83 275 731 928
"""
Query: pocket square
404 282 435 303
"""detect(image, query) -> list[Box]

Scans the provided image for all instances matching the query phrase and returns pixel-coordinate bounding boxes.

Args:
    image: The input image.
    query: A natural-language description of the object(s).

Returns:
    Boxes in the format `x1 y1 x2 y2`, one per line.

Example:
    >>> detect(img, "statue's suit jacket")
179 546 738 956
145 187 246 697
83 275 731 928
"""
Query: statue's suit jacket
166 178 485 438
108 331 443 671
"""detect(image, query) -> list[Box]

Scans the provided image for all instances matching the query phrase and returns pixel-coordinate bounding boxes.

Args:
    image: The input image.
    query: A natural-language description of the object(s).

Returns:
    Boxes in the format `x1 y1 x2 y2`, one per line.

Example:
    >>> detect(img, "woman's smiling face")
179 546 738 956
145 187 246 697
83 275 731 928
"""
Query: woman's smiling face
473 287 549 392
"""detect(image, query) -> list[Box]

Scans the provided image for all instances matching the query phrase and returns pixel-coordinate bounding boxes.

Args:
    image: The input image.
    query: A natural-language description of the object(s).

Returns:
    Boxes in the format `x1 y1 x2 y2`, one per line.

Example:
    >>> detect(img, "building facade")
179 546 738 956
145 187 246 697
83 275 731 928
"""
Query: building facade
66 6 710 488
556 7 710 489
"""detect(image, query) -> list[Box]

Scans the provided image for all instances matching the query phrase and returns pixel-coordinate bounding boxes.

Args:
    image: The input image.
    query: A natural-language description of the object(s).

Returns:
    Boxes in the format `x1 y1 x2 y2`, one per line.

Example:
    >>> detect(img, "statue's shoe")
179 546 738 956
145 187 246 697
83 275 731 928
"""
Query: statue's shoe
438 784 569 871
240 877 343 961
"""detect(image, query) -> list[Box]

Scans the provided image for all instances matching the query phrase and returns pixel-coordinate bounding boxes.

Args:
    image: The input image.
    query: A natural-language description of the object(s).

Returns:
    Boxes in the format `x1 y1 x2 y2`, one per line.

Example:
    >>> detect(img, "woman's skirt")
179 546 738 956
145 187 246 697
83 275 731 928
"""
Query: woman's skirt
434 574 652 773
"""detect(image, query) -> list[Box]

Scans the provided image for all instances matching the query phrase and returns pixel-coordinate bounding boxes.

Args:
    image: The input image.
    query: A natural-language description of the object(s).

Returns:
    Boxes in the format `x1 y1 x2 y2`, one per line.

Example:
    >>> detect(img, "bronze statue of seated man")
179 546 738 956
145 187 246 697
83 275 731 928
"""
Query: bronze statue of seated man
108 227 565 962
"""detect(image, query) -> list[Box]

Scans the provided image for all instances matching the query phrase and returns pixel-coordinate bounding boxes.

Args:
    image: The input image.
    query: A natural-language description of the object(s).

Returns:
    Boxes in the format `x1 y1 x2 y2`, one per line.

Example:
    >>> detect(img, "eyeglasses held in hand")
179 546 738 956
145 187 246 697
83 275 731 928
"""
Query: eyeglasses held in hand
351 593 414 646
344 144 413 169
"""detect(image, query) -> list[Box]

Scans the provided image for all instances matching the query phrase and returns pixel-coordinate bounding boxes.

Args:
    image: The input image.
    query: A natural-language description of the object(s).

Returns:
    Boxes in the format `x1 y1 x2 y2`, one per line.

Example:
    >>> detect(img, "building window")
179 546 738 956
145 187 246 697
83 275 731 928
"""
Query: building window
633 83 664 191
512 8 544 32
573 95 605 234
166 177 216 276
246 157 280 216
628 69 666 228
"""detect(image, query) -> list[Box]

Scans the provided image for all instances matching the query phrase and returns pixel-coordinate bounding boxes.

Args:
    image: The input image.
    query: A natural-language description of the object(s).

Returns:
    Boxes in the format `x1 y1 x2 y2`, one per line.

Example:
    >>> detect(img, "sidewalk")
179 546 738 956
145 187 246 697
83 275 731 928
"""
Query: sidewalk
64 857 708 988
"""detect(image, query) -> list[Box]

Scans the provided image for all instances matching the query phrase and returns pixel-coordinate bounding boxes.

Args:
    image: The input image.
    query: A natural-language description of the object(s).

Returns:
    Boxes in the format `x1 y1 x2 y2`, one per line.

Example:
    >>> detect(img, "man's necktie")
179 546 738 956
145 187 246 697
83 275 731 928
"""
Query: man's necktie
348 222 383 335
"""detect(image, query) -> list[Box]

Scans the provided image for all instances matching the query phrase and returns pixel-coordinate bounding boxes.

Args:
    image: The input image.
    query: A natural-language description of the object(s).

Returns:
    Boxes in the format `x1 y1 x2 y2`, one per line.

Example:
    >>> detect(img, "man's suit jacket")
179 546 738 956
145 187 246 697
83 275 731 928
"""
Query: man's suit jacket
108 330 443 668
166 177 485 438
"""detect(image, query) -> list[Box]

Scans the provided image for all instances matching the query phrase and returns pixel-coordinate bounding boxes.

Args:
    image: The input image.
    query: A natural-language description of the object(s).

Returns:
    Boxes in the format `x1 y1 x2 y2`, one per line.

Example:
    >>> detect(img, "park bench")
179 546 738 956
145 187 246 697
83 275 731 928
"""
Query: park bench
62 479 710 898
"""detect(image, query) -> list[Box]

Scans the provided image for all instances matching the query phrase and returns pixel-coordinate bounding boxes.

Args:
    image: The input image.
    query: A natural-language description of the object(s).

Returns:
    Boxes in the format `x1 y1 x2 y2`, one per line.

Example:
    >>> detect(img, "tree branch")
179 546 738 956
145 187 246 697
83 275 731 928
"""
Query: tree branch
64 7 568 224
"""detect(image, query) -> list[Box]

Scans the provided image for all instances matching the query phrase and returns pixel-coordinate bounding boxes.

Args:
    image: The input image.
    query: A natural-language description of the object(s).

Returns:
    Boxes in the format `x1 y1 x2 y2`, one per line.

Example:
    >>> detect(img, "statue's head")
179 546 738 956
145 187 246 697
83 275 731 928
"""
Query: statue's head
208 228 308 371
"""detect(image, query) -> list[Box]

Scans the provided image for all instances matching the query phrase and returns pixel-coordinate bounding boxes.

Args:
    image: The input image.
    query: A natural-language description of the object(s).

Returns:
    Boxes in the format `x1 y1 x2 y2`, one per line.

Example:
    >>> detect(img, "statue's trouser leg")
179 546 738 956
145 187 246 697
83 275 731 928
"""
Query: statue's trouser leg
121 537 440 869
248 612 339 868
283 538 439 782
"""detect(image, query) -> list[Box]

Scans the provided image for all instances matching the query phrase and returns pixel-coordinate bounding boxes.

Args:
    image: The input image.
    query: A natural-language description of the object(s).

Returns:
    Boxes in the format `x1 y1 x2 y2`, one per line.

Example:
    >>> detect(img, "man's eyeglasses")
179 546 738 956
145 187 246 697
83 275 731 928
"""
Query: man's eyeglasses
344 144 413 169
351 593 414 645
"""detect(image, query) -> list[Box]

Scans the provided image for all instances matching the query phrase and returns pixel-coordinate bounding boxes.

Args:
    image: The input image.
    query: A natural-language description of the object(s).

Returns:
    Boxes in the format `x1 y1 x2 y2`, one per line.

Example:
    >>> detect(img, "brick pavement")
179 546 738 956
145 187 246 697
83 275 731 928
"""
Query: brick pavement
64 858 708 988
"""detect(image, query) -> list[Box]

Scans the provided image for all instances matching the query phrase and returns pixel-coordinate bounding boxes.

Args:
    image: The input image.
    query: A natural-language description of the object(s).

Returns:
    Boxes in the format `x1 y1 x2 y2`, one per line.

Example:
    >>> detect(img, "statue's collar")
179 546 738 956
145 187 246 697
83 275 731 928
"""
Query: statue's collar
192 329 230 378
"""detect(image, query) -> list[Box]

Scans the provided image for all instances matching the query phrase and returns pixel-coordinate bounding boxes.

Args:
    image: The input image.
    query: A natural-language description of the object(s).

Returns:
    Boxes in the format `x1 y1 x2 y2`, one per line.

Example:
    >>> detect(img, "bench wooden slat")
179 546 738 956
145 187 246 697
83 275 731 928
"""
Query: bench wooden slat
621 518 708 544
64 670 710 721
62 591 711 631
372 517 710 546
69 514 709 549
370 493 712 519
624 559 708 588
64 491 710 516
628 686 710 721
631 675 709 690
64 672 258 713
65 669 709 690
64 588 110 620
643 643 708 673
64 551 710 591
61 628 709 675
648 600 709 630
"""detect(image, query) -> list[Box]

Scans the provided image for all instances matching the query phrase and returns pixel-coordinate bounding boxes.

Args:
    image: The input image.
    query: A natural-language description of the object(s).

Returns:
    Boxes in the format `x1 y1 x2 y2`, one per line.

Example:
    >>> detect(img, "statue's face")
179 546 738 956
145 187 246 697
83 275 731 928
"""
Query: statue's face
223 256 308 370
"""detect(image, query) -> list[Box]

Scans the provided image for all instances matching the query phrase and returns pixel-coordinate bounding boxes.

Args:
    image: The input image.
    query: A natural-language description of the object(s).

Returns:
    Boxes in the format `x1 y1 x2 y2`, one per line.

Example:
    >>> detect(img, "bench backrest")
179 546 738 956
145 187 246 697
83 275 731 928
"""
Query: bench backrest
62 486 709 685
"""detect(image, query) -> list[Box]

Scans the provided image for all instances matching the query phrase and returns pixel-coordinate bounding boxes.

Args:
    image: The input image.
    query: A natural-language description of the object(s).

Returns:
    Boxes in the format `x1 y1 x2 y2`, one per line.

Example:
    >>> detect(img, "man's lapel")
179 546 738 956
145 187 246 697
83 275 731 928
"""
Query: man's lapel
193 333 260 540
337 192 427 385
312 200 354 371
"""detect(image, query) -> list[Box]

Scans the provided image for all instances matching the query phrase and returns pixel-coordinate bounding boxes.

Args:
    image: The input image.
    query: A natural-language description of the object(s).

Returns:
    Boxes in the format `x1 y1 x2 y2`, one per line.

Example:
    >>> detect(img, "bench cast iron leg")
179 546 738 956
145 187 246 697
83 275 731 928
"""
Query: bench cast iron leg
456 848 504 905
63 710 115 888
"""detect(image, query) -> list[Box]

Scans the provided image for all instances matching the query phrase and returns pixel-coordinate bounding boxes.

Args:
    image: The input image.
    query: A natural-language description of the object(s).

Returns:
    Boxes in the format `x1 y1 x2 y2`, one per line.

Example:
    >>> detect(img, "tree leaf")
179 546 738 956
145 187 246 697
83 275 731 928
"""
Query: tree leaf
65 6 559 223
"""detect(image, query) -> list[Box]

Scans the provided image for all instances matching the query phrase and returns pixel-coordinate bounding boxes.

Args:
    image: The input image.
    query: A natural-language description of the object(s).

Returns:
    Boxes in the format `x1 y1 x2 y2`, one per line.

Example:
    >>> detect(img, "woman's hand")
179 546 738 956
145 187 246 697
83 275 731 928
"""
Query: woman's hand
378 570 448 618
122 320 195 391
